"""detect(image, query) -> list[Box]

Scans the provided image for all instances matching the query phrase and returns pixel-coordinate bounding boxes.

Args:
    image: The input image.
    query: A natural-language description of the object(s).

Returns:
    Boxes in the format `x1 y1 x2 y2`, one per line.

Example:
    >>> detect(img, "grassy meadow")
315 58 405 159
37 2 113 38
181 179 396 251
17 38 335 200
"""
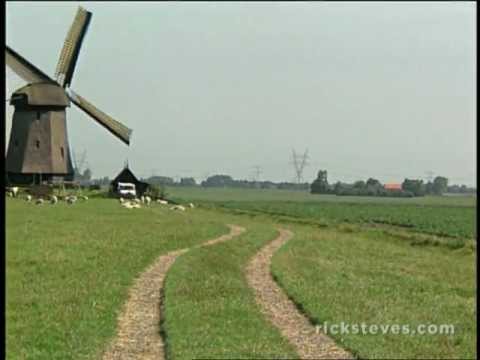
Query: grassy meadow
6 187 477 359
6 197 227 359
166 186 476 207
169 187 476 241
217 200 476 240
271 225 476 359
163 223 297 359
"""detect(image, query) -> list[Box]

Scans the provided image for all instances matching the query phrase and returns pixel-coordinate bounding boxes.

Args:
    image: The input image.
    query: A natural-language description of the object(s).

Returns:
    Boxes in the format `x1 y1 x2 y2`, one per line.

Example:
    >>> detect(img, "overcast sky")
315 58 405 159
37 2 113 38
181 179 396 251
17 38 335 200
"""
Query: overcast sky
5 2 476 185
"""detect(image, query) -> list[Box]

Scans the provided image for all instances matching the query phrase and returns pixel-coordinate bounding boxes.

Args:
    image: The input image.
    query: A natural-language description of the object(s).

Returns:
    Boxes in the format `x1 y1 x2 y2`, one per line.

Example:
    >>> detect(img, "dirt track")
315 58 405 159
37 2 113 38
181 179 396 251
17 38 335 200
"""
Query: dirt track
245 228 353 359
102 224 245 360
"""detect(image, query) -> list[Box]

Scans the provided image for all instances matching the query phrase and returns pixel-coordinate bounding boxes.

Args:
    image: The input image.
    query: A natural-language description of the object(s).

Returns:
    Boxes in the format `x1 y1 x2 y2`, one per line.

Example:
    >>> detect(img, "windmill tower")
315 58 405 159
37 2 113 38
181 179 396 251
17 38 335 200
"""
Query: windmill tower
5 7 132 185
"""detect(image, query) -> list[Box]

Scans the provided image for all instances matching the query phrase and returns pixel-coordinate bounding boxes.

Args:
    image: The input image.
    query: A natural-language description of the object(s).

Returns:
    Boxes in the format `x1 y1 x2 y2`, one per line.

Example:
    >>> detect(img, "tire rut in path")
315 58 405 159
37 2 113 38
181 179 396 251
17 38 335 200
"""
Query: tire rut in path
102 224 245 360
246 228 353 359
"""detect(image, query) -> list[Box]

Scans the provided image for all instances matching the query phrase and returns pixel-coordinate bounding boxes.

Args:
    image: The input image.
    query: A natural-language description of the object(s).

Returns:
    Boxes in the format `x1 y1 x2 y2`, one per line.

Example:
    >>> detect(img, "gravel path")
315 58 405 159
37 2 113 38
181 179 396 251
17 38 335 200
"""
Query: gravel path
246 228 353 359
102 224 245 360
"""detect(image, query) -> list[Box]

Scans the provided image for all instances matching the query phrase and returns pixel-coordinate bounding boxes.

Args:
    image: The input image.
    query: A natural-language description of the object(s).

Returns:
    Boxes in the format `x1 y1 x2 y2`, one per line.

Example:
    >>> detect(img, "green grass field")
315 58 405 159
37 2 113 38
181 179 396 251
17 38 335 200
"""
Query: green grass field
163 223 296 359
167 187 476 240
218 200 476 239
271 225 476 359
6 187 477 359
6 198 227 359
166 186 476 207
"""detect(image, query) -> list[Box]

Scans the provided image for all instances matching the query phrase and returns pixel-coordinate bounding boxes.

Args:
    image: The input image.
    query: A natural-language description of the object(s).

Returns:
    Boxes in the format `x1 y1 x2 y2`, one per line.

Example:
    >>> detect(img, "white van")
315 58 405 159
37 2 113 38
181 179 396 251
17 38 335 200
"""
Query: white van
117 182 136 198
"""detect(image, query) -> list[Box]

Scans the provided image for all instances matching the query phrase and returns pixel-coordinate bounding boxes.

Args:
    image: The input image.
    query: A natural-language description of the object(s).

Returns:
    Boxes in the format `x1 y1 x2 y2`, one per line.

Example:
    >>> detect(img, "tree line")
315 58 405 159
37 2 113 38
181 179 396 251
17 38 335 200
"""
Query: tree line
88 171 475 196
310 170 475 197
142 174 310 191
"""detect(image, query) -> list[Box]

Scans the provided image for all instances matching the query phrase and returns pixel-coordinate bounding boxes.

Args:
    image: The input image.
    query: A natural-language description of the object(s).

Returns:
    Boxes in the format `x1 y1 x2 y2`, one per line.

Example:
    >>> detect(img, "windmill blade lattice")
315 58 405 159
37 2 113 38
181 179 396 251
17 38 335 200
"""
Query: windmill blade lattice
55 7 92 88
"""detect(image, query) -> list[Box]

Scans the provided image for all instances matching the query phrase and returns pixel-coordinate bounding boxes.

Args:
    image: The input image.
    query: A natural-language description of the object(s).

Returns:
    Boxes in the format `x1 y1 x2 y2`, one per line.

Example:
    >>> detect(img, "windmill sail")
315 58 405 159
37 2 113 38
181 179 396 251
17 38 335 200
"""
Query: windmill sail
6 46 56 84
55 7 92 88
67 89 132 145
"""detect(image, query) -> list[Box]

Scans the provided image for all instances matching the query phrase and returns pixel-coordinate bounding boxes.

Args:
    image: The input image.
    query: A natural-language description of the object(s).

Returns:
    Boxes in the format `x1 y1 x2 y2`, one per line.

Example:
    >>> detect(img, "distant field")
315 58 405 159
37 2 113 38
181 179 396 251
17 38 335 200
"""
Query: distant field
219 200 476 240
167 186 476 207
168 187 476 240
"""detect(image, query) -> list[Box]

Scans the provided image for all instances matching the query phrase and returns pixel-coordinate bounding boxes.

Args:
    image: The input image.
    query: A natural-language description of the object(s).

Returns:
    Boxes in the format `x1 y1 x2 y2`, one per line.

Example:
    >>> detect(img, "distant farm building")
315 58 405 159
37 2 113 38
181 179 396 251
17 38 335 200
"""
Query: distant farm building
110 165 149 197
384 183 402 190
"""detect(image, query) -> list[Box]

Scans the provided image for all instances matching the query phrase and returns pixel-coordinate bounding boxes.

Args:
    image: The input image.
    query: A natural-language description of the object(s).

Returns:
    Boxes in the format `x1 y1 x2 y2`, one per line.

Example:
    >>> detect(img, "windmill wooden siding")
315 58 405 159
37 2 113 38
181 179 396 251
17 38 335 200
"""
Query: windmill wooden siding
6 83 74 185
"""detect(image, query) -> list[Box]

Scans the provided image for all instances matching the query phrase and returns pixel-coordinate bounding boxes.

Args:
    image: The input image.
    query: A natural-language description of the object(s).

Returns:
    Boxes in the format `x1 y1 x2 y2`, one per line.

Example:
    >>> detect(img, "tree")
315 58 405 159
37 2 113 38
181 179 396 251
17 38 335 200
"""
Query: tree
202 175 234 187
366 178 382 188
260 181 277 189
353 180 366 189
278 182 309 191
82 168 92 181
333 181 344 194
146 184 168 199
432 176 448 195
447 184 459 193
146 176 175 186
364 178 382 196
180 177 196 186
402 178 426 197
311 170 330 194
425 181 434 195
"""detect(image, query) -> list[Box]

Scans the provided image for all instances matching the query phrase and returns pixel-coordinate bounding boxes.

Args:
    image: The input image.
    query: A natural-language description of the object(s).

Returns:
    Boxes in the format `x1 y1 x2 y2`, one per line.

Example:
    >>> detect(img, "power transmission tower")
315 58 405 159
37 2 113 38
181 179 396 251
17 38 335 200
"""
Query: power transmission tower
291 148 309 183
251 165 263 182
426 171 434 183
71 151 77 172
73 149 88 174
202 172 210 183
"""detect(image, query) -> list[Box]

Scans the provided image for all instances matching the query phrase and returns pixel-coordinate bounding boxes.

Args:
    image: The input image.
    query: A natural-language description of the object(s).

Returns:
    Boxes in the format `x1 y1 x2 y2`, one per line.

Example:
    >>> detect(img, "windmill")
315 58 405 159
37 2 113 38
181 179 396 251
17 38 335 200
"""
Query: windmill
5 7 132 185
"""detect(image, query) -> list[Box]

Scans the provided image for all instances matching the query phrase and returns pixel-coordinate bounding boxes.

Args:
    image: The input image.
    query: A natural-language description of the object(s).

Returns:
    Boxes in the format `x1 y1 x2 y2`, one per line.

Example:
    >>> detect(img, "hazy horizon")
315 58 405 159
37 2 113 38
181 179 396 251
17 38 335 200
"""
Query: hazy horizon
5 2 476 186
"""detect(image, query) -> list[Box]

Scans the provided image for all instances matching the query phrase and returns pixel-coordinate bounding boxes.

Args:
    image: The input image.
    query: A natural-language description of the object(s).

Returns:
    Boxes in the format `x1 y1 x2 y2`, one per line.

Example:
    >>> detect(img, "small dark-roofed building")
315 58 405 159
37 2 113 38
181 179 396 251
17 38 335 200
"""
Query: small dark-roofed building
110 165 149 197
